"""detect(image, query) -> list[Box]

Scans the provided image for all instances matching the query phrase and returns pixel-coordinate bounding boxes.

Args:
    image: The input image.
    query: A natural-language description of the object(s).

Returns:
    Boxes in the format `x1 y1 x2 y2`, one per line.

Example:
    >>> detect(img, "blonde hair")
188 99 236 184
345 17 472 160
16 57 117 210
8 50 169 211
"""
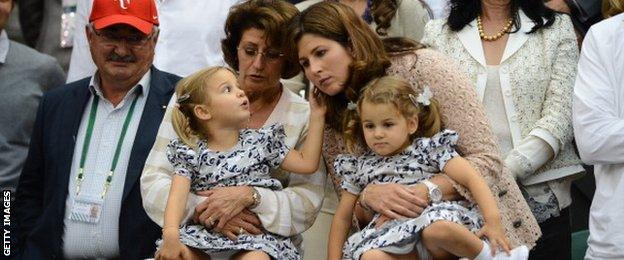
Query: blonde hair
171 66 237 148
603 0 624 17
343 76 442 153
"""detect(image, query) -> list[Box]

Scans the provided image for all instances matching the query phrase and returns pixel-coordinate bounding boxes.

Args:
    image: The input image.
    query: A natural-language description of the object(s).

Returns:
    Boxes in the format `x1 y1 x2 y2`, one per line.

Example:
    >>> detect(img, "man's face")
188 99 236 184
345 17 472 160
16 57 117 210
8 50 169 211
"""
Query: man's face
0 0 13 31
86 24 157 83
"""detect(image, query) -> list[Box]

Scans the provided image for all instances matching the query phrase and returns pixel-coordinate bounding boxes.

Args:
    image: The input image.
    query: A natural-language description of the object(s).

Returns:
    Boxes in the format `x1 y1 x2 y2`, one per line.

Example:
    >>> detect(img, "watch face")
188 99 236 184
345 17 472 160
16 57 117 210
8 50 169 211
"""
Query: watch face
430 189 442 203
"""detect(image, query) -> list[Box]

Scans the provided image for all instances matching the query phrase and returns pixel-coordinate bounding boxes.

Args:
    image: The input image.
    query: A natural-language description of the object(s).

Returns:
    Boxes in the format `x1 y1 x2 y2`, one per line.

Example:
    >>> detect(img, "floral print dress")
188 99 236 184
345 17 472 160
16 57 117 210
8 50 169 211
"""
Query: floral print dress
157 124 301 260
335 130 483 259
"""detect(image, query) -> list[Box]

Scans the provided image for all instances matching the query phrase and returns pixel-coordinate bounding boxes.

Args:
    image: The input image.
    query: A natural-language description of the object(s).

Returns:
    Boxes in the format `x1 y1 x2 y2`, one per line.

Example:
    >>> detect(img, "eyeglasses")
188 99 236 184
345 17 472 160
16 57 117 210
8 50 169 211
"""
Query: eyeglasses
237 46 284 61
88 24 156 48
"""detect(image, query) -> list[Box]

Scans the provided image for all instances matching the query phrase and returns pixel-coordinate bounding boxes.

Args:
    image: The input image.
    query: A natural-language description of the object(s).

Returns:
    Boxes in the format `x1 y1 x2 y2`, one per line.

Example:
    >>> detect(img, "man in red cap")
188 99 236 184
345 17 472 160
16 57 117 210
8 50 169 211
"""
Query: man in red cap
14 0 180 259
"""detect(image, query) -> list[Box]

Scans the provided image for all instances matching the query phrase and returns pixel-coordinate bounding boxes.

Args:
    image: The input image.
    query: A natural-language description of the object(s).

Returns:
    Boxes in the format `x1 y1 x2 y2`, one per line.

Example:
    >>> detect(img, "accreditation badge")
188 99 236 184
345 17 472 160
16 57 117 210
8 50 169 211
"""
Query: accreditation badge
69 194 104 224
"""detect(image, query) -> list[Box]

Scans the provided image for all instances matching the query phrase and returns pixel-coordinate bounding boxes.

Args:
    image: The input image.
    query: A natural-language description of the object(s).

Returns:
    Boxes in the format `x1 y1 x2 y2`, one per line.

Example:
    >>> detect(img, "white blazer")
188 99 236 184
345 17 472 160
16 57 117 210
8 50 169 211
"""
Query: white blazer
423 11 583 207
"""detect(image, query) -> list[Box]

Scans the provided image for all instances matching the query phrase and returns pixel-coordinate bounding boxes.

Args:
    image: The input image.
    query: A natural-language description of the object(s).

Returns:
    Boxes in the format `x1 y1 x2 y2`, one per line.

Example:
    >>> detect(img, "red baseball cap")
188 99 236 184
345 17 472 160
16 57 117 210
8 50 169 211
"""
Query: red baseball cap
89 0 159 35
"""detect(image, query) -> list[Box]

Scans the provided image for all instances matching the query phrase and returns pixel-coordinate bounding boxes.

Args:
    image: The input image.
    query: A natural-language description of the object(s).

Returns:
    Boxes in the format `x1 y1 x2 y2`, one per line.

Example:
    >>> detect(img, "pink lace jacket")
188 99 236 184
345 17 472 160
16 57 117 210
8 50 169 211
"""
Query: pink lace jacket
322 48 541 248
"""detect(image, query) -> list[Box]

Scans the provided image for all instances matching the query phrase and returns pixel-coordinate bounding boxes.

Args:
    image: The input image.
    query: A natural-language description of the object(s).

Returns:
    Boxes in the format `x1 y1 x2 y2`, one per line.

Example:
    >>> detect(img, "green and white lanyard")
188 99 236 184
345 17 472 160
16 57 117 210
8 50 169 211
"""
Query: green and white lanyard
75 93 140 199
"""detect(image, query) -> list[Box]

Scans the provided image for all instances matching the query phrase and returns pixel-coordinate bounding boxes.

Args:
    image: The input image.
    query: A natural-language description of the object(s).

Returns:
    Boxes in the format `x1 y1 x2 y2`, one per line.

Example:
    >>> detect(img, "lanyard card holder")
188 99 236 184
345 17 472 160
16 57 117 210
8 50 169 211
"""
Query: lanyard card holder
69 194 104 224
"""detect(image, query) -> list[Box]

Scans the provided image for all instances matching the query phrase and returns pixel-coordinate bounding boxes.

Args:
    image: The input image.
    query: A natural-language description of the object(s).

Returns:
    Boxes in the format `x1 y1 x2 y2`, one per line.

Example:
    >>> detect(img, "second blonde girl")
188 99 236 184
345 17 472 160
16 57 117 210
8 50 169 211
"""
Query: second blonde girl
329 76 528 260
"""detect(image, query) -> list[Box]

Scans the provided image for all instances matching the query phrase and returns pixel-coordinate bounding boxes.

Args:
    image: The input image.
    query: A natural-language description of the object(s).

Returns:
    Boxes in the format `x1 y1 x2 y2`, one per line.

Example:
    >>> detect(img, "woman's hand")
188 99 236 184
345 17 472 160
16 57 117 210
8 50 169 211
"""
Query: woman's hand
360 183 428 220
308 85 327 118
193 186 254 230
213 209 263 241
476 221 511 256
155 235 193 260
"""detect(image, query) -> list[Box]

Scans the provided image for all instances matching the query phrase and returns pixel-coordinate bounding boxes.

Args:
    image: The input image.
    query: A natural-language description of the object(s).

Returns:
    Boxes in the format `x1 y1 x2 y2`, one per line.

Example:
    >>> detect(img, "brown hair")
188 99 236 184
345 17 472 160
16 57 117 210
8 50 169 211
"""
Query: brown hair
287 1 392 131
603 0 624 17
343 76 441 153
370 0 399 36
221 0 300 79
171 66 237 148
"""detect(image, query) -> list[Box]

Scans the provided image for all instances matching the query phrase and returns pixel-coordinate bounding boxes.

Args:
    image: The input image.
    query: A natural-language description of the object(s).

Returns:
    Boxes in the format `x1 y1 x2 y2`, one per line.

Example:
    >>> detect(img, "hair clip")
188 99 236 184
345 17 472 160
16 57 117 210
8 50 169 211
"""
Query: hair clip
409 86 433 107
177 93 191 103
347 101 357 111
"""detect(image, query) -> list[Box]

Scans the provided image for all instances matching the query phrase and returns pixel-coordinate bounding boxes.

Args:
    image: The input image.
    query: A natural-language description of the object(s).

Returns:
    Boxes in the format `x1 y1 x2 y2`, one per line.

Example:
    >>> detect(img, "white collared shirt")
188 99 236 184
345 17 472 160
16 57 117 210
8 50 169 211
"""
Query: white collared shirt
66 0 240 82
573 14 624 260
62 71 151 259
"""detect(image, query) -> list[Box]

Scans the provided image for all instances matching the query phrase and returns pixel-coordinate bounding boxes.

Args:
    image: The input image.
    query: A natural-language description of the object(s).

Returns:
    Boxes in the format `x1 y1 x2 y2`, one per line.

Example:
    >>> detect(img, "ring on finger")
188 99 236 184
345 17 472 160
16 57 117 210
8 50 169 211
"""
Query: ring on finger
238 227 245 235
206 216 215 226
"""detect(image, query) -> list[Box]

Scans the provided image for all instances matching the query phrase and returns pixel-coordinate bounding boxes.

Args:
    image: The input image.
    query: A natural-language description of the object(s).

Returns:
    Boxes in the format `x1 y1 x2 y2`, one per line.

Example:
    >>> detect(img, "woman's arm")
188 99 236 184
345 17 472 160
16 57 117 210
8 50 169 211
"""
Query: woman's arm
525 15 579 158
328 192 358 260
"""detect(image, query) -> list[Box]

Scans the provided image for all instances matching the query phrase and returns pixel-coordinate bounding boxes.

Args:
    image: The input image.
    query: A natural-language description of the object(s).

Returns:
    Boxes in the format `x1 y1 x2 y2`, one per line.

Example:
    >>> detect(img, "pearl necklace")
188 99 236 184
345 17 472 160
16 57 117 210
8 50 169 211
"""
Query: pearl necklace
477 16 513 41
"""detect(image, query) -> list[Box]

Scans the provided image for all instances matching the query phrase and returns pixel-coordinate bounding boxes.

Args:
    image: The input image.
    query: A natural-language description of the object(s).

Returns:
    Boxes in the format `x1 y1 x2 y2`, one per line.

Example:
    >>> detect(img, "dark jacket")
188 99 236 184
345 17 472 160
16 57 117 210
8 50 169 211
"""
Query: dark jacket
14 67 180 259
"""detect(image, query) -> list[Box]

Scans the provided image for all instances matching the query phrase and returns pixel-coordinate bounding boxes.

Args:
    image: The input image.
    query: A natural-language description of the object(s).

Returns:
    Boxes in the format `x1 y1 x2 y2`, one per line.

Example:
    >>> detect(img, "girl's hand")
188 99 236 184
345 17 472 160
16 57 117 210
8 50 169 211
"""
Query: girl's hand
360 183 428 219
308 85 327 118
476 221 511 255
193 186 254 230
155 238 193 260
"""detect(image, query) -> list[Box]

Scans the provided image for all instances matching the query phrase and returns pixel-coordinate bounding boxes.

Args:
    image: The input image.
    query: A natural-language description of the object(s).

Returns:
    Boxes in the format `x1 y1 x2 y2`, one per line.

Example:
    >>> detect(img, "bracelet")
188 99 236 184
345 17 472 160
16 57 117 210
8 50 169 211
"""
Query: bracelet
358 190 373 212
162 225 179 231
249 187 261 209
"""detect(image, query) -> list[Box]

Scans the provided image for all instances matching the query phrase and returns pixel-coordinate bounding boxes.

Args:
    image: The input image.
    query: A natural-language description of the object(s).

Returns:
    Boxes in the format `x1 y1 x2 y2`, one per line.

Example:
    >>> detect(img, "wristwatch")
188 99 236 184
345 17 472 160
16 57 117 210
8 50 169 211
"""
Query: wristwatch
421 180 442 204
249 187 261 209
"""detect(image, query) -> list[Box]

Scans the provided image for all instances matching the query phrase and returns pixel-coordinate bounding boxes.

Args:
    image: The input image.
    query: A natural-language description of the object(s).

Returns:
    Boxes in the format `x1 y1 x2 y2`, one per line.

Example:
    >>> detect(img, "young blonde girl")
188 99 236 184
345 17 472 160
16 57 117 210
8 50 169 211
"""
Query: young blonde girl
329 76 529 260
154 66 325 260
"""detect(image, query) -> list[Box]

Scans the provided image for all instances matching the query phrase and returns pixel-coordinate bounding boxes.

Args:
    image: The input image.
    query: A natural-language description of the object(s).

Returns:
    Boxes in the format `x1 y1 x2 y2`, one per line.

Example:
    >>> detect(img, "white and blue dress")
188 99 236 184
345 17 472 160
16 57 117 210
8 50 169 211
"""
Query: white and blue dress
159 124 301 260
334 130 483 259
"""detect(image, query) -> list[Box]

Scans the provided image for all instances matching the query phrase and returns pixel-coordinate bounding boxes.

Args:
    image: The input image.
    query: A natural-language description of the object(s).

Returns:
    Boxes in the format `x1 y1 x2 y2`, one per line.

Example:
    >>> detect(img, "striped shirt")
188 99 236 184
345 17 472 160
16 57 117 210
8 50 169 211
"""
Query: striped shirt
140 86 325 239
63 71 151 259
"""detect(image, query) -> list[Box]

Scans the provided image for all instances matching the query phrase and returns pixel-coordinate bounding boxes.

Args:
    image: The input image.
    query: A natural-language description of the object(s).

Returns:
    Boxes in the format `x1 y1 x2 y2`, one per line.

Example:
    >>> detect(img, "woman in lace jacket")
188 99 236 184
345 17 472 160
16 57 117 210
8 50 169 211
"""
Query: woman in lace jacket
422 0 583 258
287 1 540 257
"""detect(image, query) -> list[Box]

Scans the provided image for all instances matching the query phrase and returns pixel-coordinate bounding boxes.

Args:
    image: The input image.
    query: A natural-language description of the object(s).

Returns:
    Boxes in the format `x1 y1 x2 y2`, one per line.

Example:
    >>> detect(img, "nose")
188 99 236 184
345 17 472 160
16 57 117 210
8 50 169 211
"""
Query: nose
236 87 246 98
309 59 322 75
251 52 266 70
112 41 131 56
373 128 384 139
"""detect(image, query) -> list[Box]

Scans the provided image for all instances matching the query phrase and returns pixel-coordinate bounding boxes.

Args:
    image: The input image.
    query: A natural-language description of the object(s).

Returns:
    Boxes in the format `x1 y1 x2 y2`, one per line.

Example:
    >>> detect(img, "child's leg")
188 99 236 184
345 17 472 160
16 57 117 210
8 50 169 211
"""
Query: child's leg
421 220 483 259
231 250 271 260
188 247 212 260
360 249 419 260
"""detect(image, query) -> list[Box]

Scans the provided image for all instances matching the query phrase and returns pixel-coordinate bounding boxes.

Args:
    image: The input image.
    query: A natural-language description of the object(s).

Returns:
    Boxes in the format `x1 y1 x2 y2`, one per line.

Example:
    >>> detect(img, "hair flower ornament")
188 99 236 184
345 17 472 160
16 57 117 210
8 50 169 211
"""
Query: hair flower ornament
347 101 357 111
409 86 433 107
177 93 191 103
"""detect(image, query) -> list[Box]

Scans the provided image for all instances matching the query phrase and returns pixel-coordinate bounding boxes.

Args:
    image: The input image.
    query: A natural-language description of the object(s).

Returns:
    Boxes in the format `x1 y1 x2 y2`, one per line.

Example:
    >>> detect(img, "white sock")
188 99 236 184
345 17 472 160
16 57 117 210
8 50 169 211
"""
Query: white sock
474 241 492 260
493 245 529 260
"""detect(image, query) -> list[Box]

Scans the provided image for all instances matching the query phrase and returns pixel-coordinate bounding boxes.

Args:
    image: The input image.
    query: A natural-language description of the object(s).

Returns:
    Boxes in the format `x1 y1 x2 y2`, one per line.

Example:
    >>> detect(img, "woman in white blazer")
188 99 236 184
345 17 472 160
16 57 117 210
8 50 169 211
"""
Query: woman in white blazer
422 0 583 258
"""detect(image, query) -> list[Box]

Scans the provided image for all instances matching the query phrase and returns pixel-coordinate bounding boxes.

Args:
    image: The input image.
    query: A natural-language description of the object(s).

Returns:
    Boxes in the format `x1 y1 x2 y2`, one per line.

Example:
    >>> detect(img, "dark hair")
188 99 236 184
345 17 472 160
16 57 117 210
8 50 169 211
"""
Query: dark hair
221 0 300 79
370 0 398 36
287 1 392 131
447 0 556 33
